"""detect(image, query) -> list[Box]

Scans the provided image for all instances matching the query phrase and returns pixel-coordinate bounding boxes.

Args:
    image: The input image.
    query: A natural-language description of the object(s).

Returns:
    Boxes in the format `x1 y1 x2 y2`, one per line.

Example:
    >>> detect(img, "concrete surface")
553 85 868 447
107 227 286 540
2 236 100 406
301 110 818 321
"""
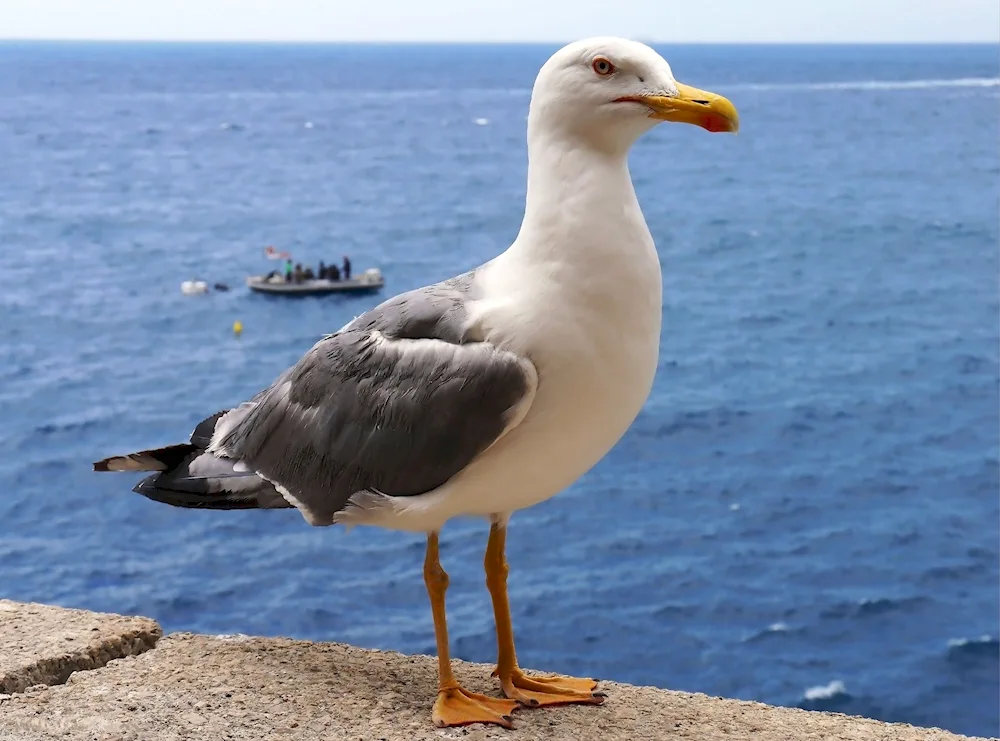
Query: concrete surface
0 601 991 741
0 599 160 694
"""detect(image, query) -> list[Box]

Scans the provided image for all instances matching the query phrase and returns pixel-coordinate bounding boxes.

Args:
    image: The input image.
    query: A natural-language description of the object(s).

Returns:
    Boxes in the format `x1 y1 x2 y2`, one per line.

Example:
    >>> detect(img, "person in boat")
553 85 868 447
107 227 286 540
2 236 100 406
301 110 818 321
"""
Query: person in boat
342 255 351 281
303 266 315 280
328 262 341 281
283 258 293 282
318 260 326 279
293 263 304 283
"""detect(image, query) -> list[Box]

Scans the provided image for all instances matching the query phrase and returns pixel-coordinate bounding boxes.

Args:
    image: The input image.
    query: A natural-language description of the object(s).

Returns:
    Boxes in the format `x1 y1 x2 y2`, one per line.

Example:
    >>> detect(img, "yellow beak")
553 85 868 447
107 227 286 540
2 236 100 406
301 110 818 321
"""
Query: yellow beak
617 82 739 133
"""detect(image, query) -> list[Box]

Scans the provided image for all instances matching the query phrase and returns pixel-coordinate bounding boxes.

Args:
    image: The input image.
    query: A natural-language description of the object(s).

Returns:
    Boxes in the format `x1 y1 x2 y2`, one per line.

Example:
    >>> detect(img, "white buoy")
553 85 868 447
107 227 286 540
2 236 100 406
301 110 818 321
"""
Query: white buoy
181 280 209 295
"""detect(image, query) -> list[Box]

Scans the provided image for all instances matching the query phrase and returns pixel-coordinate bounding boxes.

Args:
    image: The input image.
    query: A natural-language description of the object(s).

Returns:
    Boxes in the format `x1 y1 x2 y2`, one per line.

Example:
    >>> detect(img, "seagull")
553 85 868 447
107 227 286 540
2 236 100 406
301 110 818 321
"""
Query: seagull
94 37 738 729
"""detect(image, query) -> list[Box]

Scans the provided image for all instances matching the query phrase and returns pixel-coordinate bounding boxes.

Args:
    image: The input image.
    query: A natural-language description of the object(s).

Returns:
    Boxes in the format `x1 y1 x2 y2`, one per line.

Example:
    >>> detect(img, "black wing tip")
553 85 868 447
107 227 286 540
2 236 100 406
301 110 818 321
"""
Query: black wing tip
93 458 112 472
132 473 157 494
132 474 263 510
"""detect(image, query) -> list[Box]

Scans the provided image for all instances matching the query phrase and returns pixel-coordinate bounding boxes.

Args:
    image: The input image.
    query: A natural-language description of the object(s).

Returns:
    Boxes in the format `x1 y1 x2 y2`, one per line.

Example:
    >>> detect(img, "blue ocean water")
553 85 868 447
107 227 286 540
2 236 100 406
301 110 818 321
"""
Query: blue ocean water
0 41 998 737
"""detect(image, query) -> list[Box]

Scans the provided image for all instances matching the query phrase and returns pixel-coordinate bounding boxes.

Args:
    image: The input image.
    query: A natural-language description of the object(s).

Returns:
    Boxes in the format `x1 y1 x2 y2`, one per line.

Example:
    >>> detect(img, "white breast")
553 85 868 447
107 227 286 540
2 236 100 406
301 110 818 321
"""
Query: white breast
374 212 663 532
471 222 662 512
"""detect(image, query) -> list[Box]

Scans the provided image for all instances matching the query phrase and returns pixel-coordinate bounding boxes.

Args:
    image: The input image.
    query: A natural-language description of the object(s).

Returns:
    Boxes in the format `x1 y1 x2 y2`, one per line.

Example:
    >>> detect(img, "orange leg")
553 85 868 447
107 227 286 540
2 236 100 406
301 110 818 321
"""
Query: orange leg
484 520 607 708
424 532 520 728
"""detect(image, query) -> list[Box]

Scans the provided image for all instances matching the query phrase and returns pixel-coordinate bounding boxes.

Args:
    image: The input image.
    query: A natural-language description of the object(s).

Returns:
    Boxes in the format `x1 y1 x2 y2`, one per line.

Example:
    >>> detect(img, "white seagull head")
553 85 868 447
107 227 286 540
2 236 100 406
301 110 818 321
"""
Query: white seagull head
528 37 739 155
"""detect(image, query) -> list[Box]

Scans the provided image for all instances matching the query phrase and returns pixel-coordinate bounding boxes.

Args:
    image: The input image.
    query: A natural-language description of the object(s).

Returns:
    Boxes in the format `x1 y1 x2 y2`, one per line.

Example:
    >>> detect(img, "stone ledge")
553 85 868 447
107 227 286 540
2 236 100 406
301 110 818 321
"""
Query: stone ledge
0 599 161 694
0 601 990 741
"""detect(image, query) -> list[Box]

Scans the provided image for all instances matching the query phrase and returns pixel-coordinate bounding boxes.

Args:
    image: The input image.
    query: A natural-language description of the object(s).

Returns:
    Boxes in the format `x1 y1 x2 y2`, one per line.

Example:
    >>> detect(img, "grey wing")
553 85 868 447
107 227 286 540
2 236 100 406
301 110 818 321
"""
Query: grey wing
208 283 537 526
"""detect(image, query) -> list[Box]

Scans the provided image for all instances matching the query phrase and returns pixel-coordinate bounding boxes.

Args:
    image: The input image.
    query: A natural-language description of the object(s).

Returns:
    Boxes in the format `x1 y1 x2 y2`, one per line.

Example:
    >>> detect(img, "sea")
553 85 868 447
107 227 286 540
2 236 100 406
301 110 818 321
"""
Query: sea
0 42 997 738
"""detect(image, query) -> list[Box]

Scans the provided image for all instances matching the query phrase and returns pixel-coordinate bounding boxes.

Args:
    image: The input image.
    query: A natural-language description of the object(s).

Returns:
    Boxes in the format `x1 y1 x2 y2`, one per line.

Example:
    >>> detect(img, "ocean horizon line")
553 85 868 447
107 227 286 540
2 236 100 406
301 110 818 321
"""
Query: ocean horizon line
0 37 997 47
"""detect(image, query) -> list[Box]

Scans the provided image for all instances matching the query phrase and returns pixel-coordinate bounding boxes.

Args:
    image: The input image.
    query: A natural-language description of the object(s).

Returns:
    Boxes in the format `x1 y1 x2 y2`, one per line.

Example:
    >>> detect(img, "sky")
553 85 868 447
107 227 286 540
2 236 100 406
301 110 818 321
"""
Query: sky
1 0 998 43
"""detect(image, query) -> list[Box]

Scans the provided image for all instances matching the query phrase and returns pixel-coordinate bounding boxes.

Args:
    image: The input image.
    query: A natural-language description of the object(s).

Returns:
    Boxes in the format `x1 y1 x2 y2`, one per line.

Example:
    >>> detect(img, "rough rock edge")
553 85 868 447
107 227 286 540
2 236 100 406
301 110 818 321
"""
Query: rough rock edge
0 624 163 694
0 604 991 741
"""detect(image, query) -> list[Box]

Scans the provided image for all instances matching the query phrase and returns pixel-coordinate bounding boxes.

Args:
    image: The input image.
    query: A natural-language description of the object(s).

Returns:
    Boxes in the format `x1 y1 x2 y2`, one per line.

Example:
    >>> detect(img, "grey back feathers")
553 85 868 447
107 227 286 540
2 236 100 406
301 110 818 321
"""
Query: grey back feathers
97 273 537 526
342 275 481 343
211 274 536 525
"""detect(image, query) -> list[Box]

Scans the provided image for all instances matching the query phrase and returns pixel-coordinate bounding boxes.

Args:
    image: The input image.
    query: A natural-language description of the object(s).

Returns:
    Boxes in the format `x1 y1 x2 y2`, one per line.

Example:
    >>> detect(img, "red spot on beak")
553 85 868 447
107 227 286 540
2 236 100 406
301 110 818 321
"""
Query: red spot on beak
702 114 731 133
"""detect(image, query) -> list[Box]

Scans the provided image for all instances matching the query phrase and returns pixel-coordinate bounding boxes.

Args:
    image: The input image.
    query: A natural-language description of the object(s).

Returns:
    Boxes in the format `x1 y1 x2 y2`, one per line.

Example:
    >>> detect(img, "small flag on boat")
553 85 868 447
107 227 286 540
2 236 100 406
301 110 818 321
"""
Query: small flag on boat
264 245 290 260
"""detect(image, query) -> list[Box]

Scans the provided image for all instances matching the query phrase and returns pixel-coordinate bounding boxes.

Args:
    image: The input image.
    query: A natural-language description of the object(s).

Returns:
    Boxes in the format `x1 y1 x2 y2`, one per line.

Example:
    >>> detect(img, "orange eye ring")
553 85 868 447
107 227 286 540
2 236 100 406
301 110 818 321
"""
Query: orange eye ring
592 56 615 76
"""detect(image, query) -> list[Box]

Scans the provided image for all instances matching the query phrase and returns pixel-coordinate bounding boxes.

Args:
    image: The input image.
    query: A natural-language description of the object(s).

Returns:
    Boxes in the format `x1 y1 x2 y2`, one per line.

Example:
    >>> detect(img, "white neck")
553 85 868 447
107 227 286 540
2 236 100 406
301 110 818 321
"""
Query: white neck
480 124 662 352
473 122 663 398
507 130 643 265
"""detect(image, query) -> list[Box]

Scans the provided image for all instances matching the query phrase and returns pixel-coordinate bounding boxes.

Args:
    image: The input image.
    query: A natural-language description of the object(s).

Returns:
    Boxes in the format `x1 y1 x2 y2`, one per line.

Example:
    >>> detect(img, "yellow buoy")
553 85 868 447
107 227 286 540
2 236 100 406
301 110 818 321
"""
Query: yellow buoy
233 320 243 335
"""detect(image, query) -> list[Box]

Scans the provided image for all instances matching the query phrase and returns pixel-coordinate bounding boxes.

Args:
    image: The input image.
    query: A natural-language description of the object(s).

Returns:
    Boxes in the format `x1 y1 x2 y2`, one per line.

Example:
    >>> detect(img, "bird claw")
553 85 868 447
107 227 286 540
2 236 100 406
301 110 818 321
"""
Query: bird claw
498 667 605 708
432 686 521 728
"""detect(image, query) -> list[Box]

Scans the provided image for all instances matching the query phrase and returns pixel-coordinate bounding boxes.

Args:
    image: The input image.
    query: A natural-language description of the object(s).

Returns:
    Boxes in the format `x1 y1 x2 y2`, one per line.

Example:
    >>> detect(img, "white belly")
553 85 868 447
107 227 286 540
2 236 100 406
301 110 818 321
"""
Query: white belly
457 345 657 515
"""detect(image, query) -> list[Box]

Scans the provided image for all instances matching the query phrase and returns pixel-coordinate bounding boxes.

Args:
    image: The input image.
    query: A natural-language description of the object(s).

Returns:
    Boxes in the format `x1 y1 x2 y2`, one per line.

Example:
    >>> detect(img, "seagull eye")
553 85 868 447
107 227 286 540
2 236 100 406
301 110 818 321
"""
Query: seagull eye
592 57 615 77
